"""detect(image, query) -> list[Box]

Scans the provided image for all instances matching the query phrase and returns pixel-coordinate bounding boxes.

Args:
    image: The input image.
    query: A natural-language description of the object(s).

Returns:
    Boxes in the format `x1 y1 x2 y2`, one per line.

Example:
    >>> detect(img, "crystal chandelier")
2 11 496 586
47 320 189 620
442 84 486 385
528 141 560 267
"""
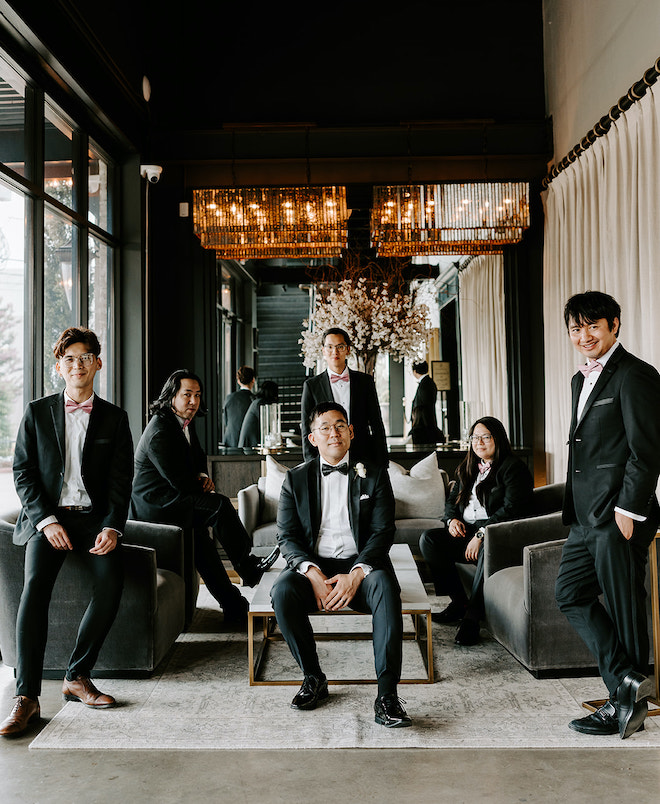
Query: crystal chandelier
193 186 348 259
371 183 530 256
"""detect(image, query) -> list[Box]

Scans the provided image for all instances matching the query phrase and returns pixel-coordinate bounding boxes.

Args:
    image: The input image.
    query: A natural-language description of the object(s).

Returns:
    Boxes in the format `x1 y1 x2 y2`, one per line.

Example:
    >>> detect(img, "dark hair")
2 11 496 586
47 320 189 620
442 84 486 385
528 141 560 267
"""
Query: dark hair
322 327 351 348
53 327 101 359
412 360 428 374
149 369 208 417
564 291 621 335
237 366 255 385
308 401 348 430
455 416 512 507
256 380 278 404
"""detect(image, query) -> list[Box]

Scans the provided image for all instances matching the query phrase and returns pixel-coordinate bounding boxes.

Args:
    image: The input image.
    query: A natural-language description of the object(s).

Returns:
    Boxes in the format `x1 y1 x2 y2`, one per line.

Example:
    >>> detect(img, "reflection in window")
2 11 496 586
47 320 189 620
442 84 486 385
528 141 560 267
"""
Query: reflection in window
45 101 73 209
0 181 25 507
43 206 74 393
0 59 25 178
88 234 111 398
88 142 111 231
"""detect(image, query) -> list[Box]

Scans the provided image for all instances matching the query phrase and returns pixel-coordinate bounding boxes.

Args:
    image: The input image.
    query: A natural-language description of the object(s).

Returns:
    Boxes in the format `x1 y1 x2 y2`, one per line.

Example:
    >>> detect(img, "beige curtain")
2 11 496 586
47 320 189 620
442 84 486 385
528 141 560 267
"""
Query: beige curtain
458 255 509 433
543 84 660 481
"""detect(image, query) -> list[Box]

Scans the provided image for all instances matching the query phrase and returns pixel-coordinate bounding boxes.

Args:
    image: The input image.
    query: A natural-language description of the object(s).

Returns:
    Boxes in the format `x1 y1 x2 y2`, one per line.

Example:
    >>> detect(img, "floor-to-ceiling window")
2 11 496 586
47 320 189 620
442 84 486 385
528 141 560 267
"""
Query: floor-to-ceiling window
0 48 120 508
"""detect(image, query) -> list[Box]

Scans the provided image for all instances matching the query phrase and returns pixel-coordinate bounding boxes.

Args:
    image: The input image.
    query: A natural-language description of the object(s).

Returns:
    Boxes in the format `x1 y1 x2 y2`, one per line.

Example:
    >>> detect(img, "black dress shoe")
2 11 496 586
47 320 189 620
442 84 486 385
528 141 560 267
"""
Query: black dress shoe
569 701 620 735
432 602 467 625
616 671 654 739
454 618 480 646
374 693 412 728
290 675 329 711
256 546 280 573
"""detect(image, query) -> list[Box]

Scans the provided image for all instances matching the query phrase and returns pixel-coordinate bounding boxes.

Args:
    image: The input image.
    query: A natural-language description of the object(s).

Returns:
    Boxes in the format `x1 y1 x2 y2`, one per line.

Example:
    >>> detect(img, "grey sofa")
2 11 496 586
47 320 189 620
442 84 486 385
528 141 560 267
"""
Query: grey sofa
482 503 655 676
0 511 187 678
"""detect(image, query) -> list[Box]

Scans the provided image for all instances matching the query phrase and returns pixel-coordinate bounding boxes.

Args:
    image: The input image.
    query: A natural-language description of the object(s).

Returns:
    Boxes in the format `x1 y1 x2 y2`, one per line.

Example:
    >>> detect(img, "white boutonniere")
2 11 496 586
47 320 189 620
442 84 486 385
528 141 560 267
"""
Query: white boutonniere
355 462 367 478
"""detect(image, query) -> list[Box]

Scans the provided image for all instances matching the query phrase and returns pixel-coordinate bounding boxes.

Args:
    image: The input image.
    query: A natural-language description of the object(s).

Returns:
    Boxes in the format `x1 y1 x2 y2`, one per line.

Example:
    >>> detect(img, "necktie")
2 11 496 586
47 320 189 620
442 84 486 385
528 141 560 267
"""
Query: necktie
478 460 491 475
330 373 349 384
322 462 349 476
183 419 191 429
65 399 93 414
578 361 603 378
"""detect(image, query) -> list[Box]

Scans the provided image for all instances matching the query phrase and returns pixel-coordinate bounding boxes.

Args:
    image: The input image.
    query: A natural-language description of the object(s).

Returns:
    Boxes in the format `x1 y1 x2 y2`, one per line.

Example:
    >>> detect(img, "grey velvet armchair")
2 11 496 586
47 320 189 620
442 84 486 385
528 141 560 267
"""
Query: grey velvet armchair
0 511 187 678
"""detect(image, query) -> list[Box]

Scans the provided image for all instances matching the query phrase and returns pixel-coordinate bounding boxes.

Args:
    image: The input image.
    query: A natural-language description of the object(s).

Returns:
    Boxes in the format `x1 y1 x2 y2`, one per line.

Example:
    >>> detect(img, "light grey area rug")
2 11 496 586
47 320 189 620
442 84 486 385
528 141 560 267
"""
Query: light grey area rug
30 587 660 750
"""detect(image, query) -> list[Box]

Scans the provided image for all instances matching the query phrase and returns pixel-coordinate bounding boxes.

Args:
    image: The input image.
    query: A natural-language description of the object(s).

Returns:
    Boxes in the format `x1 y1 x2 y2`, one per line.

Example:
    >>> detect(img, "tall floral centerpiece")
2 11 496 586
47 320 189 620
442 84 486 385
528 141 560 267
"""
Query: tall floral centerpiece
300 277 430 375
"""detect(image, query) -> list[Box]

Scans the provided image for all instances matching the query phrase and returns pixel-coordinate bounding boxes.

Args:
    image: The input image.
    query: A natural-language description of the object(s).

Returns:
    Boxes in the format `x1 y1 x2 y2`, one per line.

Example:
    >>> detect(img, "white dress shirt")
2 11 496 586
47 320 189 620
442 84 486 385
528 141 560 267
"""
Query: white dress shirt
462 464 491 524
36 391 94 531
327 367 351 421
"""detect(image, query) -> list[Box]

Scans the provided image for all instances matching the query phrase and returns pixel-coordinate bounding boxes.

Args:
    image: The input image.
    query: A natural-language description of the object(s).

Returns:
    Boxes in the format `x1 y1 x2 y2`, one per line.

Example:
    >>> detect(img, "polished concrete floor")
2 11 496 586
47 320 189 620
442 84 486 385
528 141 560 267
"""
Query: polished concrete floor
2 665 660 803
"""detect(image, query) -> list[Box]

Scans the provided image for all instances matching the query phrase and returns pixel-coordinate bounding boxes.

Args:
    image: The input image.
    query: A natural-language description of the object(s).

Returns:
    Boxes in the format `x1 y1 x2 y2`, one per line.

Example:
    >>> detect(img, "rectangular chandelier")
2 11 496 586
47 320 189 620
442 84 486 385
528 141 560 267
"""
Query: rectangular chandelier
371 182 530 256
193 186 348 259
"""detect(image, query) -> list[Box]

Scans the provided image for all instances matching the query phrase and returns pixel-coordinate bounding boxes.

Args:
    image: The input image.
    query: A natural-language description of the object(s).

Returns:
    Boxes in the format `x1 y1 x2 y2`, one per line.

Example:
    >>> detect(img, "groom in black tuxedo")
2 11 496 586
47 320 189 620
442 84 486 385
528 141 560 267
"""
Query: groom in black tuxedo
556 291 660 739
1 327 133 738
271 401 411 727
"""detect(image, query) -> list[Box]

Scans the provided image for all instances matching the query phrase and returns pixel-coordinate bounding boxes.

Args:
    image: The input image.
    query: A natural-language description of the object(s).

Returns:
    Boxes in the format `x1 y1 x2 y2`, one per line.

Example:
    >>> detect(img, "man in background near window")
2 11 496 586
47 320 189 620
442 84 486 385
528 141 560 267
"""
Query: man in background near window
222 366 255 447
1 327 133 738
272 401 411 727
130 370 278 625
556 291 660 739
301 327 387 466
409 360 444 445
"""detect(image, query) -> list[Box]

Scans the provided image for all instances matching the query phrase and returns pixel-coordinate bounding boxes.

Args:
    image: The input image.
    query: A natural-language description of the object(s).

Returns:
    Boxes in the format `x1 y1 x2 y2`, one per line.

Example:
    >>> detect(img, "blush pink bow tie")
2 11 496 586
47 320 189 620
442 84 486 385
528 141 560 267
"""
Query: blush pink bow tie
330 373 349 383
578 361 603 378
65 399 93 414
478 461 491 475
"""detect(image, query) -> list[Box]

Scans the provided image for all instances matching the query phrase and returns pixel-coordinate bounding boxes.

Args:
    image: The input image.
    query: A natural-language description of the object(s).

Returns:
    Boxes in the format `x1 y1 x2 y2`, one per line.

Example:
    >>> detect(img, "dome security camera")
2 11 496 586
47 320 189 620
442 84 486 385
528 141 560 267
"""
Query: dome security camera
140 164 163 184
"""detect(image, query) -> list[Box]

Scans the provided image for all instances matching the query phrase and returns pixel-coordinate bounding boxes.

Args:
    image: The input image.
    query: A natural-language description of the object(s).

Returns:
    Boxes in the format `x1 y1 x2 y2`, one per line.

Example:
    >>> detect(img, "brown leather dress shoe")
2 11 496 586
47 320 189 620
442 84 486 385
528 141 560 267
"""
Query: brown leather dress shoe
0 696 40 737
62 676 116 708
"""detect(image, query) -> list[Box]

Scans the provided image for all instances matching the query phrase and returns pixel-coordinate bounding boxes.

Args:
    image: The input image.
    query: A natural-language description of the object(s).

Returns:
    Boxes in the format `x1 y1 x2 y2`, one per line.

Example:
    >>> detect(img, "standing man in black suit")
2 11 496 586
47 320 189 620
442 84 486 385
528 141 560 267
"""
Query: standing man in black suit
556 291 660 739
131 370 278 624
271 401 411 727
301 328 388 466
410 360 444 445
1 327 133 737
222 365 255 447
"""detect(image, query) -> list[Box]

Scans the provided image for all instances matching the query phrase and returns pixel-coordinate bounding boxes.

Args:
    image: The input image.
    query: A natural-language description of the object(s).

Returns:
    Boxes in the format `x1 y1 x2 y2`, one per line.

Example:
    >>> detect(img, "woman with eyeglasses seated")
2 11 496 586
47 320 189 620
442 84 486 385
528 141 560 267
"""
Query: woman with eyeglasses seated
419 416 533 646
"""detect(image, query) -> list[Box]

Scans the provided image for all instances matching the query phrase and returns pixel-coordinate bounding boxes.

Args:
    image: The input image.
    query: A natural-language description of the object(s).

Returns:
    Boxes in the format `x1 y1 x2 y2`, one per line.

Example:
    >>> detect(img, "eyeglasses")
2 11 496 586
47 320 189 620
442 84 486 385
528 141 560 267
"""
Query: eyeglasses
312 422 349 435
60 353 96 367
470 434 493 444
323 344 348 352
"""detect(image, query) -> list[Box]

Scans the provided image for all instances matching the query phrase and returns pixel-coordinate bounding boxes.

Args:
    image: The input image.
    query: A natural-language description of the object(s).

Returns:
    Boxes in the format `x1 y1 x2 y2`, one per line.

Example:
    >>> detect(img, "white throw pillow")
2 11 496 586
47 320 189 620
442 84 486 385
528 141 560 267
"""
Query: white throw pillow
387 453 445 519
262 454 289 522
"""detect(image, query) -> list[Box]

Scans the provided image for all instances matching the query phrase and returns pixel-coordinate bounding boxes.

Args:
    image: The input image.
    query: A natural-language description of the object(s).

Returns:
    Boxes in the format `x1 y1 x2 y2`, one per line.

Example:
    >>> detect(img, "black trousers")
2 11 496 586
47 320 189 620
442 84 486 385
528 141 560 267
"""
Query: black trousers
15 511 123 699
555 517 656 697
419 525 485 621
189 491 256 610
270 557 403 696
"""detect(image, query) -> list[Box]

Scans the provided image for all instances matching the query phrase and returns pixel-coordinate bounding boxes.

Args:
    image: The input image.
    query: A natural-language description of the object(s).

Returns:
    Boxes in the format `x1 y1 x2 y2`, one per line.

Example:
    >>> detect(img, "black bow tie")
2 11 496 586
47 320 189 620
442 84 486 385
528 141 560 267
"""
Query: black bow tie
322 462 349 476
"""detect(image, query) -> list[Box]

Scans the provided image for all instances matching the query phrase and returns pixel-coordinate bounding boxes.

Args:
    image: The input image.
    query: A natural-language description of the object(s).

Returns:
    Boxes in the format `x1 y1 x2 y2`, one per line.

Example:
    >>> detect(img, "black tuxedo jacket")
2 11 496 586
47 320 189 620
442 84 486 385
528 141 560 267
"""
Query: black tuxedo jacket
411 374 443 444
276 457 397 580
300 369 387 465
222 388 253 447
130 409 208 528
563 344 660 528
443 454 533 530
12 392 133 546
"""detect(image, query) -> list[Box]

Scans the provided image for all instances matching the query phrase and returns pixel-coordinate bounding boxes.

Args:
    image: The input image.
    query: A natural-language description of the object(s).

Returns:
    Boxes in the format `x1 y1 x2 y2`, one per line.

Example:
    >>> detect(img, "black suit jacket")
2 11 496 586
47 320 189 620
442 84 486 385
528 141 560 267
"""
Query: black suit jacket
276 457 397 581
130 409 208 528
238 398 261 448
12 393 133 546
443 454 533 530
410 374 443 444
300 369 387 465
222 388 253 447
563 344 660 528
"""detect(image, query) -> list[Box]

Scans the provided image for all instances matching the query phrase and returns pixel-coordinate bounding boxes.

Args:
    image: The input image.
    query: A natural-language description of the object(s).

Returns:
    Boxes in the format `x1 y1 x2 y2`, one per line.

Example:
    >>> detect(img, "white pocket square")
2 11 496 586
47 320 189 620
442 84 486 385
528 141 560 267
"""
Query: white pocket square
360 494 370 501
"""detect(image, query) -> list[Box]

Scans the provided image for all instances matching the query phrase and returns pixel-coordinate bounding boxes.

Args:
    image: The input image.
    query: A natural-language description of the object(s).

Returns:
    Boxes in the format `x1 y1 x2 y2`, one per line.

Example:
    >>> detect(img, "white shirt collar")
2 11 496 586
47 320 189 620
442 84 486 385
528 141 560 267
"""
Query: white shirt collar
64 390 95 406
320 452 350 469
587 339 620 368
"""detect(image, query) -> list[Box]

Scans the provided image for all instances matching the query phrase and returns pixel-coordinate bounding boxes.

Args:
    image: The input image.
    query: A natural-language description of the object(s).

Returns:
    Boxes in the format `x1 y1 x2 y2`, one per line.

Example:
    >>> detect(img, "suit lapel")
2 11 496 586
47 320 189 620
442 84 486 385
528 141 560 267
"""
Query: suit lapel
306 459 322 540
348 461 360 545
83 395 102 463
50 393 66 465
318 371 332 402
574 345 625 431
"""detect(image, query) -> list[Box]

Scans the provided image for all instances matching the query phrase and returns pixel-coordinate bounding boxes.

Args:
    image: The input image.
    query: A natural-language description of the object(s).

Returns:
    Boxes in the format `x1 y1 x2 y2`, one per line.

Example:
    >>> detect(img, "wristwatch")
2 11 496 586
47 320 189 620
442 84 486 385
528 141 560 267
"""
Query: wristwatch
475 528 486 540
